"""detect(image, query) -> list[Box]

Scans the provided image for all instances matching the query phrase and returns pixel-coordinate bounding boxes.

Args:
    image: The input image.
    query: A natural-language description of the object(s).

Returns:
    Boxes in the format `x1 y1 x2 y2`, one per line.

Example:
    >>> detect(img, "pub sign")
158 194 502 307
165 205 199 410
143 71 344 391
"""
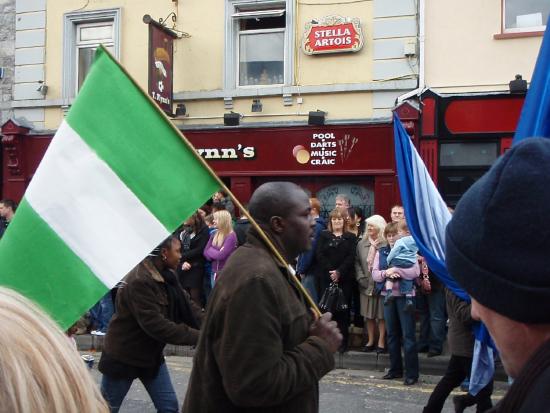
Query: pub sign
147 20 178 115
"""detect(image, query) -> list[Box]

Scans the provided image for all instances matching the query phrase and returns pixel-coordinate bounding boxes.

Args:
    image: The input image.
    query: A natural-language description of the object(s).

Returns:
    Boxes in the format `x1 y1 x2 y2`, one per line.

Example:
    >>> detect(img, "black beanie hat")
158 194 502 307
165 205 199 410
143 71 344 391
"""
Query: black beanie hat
446 137 550 324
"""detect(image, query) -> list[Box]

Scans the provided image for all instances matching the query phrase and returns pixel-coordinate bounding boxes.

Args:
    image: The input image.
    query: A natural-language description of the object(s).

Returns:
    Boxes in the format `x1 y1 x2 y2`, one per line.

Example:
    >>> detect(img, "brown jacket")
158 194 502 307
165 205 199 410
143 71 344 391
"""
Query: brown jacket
102 259 203 368
445 289 474 358
183 231 335 413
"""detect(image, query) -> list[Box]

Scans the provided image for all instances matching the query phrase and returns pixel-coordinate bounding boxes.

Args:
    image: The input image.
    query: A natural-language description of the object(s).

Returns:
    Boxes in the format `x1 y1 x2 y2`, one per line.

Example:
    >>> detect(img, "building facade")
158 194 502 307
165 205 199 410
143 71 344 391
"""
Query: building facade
413 0 546 206
1 0 424 219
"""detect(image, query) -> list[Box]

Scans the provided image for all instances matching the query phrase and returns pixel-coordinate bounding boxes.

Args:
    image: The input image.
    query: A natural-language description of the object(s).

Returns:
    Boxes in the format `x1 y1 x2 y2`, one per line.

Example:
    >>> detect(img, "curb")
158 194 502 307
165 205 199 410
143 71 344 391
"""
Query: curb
77 335 507 381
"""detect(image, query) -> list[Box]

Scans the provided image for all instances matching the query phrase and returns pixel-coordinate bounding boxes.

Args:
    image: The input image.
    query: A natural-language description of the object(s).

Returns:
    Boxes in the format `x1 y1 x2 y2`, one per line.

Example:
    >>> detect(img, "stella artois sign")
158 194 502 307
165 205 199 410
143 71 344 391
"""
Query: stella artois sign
302 15 363 55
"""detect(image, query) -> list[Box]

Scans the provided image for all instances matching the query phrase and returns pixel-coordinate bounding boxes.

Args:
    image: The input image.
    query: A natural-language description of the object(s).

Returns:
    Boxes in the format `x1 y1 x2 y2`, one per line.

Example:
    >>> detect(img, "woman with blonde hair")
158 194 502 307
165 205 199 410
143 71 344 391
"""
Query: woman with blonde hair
0 286 108 413
204 210 238 283
355 214 388 353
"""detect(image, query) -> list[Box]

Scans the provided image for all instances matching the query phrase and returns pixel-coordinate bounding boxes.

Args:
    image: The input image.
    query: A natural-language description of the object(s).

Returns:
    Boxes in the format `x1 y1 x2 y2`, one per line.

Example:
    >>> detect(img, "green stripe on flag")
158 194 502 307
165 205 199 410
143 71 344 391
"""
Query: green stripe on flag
0 199 108 329
67 47 219 231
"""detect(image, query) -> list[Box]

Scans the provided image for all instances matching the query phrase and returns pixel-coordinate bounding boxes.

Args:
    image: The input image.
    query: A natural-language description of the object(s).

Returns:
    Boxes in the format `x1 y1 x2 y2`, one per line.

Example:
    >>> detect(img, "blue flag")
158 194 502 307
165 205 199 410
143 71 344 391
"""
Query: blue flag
393 113 495 395
514 18 550 144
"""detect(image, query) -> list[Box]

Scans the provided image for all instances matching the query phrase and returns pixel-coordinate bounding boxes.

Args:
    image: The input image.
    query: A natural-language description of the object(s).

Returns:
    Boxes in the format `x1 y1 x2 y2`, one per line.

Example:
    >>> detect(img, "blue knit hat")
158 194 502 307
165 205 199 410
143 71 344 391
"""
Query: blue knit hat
446 138 550 324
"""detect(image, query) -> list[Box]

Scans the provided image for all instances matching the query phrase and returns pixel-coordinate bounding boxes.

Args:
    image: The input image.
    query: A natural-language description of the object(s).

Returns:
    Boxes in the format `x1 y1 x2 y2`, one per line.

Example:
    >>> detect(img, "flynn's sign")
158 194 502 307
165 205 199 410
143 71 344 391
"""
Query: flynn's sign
144 15 178 116
302 15 364 55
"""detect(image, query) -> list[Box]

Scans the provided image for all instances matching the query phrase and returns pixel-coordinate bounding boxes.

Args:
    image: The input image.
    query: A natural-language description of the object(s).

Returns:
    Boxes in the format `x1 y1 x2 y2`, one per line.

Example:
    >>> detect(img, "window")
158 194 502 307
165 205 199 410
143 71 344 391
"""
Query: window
225 1 293 90
503 0 549 32
63 9 121 99
440 143 498 167
76 23 115 91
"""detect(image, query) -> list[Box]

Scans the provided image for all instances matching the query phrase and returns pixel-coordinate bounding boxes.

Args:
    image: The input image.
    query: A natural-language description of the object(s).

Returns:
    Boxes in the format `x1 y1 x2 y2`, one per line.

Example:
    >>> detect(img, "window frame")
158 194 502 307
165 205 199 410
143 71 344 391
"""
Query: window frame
501 0 547 34
224 0 294 91
63 8 121 100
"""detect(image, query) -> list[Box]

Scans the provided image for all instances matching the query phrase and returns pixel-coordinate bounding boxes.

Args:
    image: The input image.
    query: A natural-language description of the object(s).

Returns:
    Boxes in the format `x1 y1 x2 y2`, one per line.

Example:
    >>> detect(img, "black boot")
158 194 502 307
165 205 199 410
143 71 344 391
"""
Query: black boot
453 394 475 413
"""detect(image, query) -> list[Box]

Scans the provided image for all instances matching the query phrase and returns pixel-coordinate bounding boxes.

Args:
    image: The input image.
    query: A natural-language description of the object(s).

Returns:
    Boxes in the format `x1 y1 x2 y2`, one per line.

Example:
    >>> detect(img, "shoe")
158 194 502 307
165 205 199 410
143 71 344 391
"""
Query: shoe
417 346 429 353
384 294 395 306
91 330 106 336
452 395 475 413
338 344 349 354
403 299 415 313
382 372 403 380
403 377 418 386
362 344 376 353
376 346 387 354
427 351 442 358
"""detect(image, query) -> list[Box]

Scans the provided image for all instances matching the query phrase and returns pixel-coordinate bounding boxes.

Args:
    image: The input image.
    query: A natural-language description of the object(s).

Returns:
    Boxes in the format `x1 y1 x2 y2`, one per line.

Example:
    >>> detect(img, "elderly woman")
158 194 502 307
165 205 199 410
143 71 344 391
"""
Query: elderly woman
372 222 420 386
355 215 387 353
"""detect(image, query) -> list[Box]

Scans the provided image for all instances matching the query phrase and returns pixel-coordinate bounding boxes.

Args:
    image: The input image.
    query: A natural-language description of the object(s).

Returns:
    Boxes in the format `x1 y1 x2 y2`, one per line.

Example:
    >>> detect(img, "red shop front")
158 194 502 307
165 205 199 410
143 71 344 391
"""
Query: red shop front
418 89 525 207
183 122 400 219
1 119 403 220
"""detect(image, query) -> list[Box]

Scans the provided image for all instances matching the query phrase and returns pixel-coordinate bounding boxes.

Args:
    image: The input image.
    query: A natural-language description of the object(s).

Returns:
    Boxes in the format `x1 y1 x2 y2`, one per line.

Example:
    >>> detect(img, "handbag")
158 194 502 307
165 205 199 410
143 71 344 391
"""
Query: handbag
418 256 432 294
319 282 348 313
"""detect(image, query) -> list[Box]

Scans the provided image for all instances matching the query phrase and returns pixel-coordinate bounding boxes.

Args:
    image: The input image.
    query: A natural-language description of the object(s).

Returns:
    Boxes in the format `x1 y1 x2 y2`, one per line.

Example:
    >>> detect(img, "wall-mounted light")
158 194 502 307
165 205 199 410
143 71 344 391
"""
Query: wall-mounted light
251 98 262 112
175 103 187 117
224 112 241 126
308 110 326 126
37 80 48 96
509 74 527 94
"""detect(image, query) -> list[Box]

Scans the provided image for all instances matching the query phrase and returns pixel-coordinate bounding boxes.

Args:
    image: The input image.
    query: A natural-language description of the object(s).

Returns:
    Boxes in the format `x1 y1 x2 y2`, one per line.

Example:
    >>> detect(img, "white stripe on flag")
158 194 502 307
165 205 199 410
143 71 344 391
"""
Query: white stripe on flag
409 143 451 261
26 121 170 288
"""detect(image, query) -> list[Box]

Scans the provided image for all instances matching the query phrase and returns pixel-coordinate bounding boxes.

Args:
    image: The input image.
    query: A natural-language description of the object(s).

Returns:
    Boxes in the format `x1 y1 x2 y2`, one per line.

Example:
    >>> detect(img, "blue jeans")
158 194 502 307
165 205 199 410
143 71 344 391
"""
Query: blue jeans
384 296 419 380
302 274 318 303
90 292 114 333
101 362 178 413
416 289 446 353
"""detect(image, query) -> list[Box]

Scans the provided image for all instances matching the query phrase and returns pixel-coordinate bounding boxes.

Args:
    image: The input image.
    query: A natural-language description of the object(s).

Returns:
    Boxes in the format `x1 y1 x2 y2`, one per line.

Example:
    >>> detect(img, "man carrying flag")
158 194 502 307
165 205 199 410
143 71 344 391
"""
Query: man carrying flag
183 182 342 413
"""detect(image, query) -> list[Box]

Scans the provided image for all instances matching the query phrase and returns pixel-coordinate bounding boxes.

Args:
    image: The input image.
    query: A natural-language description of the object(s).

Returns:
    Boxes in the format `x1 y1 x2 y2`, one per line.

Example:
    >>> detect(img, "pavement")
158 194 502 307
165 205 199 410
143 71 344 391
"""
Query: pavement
76 334 508 382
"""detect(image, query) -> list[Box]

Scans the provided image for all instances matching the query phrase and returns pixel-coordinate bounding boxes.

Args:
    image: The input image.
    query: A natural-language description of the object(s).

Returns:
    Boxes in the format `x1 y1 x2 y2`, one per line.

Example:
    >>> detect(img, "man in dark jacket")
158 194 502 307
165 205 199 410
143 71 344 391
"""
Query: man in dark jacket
296 197 326 302
183 182 342 413
422 290 493 412
446 138 550 413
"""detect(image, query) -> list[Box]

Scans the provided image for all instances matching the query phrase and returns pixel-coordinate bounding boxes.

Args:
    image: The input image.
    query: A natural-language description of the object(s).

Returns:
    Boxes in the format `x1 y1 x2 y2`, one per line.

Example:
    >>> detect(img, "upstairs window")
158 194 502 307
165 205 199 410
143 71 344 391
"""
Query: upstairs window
63 8 120 99
225 1 293 90
76 23 115 91
235 8 285 87
503 0 549 33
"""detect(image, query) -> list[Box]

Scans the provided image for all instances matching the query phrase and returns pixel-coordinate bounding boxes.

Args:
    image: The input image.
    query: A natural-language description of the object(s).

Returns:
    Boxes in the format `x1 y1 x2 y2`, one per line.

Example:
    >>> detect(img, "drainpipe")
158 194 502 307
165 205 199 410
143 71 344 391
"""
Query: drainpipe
397 0 425 103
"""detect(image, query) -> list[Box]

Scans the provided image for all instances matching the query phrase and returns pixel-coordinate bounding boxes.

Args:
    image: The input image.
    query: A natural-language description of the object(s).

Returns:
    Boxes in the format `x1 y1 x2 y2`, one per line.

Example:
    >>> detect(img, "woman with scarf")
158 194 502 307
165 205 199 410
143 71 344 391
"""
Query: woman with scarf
99 235 204 412
355 215 388 353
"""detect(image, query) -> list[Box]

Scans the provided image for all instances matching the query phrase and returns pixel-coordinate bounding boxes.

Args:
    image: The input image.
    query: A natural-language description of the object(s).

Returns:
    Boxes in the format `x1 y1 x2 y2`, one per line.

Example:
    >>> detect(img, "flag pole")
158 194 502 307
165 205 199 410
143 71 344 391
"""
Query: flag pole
99 46 321 317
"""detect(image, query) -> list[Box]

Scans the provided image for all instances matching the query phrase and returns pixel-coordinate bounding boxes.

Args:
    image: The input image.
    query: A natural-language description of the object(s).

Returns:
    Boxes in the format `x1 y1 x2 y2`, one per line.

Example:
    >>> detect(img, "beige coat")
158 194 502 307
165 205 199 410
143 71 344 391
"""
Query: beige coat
355 238 387 296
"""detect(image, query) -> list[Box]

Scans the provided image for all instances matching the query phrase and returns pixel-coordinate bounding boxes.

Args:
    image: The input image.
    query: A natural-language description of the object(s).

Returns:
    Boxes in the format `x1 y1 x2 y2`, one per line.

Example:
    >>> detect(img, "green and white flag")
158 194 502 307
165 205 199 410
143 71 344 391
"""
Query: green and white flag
0 47 219 329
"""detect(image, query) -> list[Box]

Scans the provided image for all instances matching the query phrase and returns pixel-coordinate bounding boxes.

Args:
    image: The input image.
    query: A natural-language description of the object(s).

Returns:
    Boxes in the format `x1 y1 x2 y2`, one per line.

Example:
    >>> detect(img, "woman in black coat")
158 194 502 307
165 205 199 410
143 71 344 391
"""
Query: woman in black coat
315 207 357 352
177 211 209 306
